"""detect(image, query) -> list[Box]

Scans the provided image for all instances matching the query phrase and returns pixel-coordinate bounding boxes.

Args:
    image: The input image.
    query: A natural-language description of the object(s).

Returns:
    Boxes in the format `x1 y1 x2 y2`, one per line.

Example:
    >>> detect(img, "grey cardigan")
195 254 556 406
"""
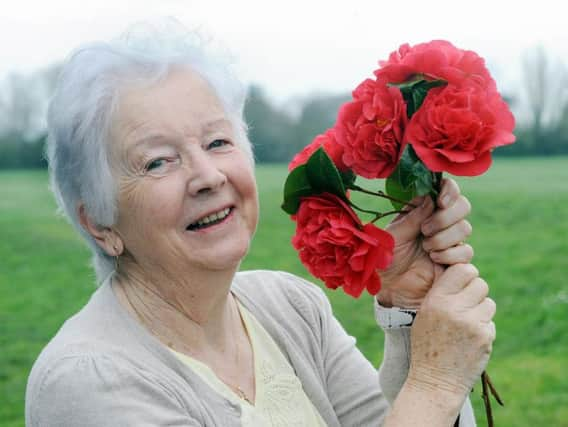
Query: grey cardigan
26 270 475 426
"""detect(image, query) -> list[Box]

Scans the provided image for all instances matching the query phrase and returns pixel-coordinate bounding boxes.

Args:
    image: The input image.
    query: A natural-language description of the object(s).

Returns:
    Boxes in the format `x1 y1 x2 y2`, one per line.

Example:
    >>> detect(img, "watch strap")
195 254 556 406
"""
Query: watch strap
375 300 417 329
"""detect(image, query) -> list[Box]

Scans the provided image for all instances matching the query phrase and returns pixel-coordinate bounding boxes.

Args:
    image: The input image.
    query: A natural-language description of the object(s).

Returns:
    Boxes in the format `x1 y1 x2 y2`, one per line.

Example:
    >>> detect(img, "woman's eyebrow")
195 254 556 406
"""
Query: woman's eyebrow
202 118 232 131
127 118 232 156
128 134 173 153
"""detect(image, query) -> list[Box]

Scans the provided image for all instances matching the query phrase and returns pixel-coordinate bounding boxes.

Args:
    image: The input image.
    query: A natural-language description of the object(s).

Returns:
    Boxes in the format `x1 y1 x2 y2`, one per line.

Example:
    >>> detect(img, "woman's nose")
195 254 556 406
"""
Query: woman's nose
185 150 227 196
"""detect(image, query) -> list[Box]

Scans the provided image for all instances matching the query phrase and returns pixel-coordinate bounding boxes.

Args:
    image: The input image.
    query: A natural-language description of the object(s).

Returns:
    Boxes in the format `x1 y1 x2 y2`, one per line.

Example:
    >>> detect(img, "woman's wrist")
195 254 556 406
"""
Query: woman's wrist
376 288 423 310
375 299 417 330
384 378 465 426
377 267 427 310
376 288 394 307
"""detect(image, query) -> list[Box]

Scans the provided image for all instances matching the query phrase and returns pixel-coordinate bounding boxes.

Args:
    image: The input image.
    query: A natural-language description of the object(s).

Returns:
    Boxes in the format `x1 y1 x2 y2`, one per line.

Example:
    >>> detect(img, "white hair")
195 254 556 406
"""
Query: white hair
46 19 253 284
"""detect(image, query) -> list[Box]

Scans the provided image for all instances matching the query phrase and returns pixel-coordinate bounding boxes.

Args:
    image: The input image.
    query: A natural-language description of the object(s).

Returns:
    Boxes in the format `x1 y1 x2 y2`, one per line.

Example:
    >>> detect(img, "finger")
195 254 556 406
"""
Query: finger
471 298 497 323
387 196 434 243
388 195 425 224
386 196 422 227
478 321 496 355
429 243 474 265
422 195 472 237
433 263 445 281
458 277 489 306
431 263 479 294
487 321 496 342
437 178 461 209
422 220 472 251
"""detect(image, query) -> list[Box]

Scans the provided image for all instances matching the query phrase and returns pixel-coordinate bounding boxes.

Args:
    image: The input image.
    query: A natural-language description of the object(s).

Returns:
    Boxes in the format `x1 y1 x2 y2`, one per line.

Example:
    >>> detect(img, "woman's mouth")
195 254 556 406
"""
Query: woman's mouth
186 207 234 231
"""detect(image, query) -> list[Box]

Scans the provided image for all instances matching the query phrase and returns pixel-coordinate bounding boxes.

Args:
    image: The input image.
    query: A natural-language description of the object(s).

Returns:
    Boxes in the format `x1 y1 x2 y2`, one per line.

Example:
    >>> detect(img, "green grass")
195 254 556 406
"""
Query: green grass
1 158 568 426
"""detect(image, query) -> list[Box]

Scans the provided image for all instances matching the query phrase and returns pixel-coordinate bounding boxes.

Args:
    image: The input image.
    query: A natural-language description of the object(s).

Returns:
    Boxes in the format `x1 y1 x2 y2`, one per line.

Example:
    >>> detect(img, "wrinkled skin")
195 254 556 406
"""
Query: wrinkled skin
409 263 496 396
377 178 473 308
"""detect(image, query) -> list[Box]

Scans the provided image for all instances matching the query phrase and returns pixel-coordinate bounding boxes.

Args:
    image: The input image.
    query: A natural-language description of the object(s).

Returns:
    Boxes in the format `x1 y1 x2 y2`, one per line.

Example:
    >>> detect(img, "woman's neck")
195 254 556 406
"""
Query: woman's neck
112 262 256 404
112 261 238 353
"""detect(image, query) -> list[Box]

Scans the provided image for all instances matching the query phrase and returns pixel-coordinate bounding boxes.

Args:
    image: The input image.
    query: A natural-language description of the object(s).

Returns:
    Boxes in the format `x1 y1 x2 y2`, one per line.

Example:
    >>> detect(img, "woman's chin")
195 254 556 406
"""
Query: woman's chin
192 238 252 272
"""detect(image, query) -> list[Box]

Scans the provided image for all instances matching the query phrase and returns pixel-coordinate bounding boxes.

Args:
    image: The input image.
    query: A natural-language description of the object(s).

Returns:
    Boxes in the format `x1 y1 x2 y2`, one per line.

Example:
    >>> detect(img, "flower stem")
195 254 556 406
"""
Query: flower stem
370 209 411 224
430 171 443 204
481 371 493 427
349 184 418 208
347 200 382 216
484 371 504 406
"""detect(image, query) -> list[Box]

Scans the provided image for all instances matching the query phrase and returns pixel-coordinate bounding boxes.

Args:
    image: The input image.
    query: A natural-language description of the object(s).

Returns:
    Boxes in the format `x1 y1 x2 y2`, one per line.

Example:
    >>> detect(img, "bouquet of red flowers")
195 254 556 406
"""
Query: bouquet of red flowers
282 40 515 298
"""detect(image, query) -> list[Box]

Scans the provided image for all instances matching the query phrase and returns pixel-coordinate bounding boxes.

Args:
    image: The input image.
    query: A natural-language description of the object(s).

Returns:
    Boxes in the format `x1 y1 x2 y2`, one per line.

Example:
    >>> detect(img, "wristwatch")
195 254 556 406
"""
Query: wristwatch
375 300 417 329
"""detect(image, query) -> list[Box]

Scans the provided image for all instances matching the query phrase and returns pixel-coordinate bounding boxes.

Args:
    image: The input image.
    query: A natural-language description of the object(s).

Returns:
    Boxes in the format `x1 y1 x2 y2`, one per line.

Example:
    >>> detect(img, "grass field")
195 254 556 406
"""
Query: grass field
1 157 567 426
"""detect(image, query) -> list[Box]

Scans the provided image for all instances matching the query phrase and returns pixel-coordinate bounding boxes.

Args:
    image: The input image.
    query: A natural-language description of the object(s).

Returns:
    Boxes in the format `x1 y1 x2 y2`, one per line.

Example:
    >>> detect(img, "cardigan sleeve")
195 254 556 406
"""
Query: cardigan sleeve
26 353 202 427
319 307 390 426
280 271 476 426
276 272 389 425
375 299 478 426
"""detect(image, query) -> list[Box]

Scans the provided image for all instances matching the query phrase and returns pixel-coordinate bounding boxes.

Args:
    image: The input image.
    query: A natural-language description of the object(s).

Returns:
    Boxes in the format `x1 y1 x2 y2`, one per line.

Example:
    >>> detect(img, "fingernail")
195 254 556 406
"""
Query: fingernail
441 194 451 207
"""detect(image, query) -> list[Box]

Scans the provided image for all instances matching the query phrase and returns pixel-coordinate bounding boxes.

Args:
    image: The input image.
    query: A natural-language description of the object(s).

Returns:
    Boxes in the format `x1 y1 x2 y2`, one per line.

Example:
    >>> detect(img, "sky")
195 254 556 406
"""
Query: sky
1 0 566 108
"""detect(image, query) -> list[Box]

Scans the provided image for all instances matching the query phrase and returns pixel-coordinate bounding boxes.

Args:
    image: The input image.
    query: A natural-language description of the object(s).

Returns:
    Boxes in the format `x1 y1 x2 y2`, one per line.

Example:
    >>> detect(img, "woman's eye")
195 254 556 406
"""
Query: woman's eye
146 158 166 171
208 139 230 150
144 156 179 174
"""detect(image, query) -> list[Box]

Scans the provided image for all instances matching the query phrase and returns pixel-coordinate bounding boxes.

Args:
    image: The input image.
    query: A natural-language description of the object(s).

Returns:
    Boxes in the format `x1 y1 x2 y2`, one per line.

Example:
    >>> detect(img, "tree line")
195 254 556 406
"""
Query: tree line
1 46 567 169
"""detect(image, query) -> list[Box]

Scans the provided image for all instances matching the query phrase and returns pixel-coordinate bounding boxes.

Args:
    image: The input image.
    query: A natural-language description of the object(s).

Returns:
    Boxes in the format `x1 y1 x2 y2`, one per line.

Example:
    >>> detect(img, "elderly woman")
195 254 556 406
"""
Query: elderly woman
26 23 495 427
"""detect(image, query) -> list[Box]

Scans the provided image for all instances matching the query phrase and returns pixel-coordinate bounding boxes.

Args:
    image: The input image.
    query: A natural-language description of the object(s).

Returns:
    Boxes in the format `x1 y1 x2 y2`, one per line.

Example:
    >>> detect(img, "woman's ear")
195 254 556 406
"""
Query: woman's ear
77 203 123 256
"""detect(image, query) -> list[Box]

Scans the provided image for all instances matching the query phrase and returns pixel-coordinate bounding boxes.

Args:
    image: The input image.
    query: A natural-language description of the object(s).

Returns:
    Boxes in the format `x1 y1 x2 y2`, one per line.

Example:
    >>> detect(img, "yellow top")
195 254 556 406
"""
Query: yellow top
171 300 328 427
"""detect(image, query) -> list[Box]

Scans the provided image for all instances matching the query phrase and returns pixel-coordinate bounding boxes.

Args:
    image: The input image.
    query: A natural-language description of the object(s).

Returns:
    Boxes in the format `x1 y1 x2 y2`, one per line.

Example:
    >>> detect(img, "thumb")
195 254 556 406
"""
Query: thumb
387 196 434 243
431 263 479 295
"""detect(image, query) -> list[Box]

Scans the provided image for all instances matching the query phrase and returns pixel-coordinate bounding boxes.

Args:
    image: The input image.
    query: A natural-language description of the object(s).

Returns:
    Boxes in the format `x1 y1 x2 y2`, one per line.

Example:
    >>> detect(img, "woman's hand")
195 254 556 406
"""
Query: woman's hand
383 264 496 426
376 178 473 308
407 263 496 397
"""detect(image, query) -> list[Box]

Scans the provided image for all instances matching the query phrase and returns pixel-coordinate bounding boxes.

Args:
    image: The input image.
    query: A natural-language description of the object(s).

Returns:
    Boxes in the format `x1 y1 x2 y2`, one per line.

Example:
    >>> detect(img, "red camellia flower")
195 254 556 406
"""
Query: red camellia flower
291 193 394 297
404 82 516 176
374 39 515 176
335 79 407 179
375 40 497 91
288 128 347 172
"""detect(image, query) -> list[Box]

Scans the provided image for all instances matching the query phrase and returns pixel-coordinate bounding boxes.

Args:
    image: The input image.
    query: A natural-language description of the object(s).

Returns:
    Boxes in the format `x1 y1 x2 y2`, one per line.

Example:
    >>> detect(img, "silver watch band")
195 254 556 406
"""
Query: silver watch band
375 301 417 329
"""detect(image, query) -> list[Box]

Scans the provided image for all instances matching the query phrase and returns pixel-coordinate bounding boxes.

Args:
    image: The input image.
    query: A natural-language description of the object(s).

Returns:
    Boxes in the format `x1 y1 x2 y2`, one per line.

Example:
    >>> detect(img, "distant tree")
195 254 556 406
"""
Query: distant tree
496 47 568 157
293 93 350 155
522 46 568 153
0 134 47 169
244 85 296 162
0 69 53 140
244 88 352 163
0 64 61 169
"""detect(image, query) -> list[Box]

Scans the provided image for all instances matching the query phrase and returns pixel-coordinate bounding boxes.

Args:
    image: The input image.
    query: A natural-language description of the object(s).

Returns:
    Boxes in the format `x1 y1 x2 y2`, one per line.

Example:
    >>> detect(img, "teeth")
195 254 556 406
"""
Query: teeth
192 208 231 228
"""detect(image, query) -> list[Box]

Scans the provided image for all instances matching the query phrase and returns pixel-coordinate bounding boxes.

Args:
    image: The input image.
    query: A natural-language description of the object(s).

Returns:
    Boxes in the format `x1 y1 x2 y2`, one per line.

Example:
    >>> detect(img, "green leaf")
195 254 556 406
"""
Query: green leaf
281 164 314 215
411 80 447 115
385 173 416 210
280 148 351 215
340 169 357 189
390 77 447 118
388 75 427 92
385 145 436 208
410 86 428 116
421 79 448 91
411 158 434 196
395 146 418 189
306 147 347 197
389 77 428 114
414 172 434 196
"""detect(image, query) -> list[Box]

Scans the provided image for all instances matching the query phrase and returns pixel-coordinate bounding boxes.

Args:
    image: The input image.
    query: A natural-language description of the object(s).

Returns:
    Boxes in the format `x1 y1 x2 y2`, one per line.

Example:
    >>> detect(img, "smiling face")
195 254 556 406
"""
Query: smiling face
109 68 258 277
